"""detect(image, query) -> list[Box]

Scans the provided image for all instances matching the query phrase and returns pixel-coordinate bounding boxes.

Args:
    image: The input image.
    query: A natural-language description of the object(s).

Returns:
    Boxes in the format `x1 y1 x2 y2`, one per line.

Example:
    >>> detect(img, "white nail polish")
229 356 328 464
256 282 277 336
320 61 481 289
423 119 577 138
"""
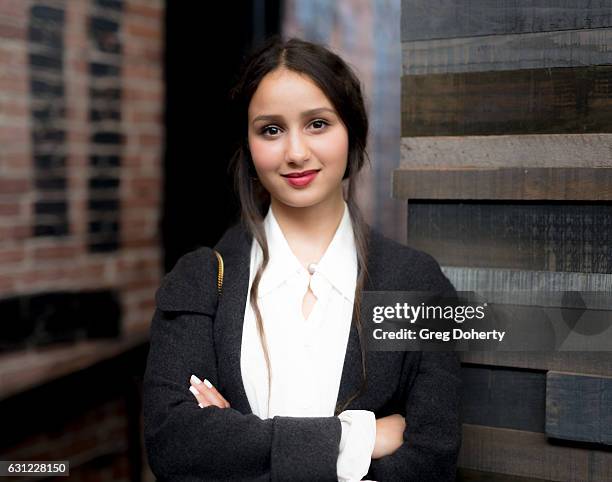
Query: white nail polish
198 403 204 408
191 374 202 384
203 378 213 389
189 386 199 397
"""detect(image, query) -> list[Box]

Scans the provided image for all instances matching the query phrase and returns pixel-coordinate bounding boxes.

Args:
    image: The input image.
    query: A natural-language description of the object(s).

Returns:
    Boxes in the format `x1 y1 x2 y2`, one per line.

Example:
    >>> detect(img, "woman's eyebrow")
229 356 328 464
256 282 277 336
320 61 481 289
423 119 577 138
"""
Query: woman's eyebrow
252 107 336 124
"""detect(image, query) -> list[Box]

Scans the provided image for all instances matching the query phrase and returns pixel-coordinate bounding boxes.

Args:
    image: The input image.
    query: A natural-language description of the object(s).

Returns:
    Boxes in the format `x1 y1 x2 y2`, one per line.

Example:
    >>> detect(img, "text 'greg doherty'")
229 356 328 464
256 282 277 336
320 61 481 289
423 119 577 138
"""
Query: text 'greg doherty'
371 302 487 324
372 328 506 342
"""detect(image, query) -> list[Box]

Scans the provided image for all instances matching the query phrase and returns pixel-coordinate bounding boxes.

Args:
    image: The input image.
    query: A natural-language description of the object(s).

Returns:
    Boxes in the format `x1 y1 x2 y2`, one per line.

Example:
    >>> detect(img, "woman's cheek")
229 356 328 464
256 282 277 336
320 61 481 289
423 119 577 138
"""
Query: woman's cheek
312 130 348 169
249 139 283 173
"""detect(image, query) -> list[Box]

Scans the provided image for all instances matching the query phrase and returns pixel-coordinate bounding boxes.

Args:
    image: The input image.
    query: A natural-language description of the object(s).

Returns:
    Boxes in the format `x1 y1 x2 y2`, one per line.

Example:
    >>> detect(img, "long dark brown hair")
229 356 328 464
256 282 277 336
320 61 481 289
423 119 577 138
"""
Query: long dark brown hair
228 35 371 416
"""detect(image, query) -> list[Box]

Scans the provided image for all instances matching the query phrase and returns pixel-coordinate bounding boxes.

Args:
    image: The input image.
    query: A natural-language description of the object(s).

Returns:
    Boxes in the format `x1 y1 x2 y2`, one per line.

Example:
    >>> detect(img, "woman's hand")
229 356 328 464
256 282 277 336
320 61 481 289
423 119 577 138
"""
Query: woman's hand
372 414 406 459
189 374 231 409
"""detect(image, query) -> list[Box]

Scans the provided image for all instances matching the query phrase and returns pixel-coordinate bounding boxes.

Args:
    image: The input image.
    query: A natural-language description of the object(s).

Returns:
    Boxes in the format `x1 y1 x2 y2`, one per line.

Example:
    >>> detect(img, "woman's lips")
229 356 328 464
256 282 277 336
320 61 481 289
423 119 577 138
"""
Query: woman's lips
281 170 319 187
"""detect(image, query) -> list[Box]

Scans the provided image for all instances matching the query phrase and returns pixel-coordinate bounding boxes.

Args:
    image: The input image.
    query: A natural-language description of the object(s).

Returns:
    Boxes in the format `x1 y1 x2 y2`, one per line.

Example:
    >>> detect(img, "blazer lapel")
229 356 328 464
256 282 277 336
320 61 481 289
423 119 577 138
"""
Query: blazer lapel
336 226 390 410
334 226 382 411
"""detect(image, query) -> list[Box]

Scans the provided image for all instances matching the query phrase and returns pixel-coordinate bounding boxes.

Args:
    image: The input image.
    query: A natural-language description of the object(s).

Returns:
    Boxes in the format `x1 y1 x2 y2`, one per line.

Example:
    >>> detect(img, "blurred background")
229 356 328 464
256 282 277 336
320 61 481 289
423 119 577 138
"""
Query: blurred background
0 0 610 481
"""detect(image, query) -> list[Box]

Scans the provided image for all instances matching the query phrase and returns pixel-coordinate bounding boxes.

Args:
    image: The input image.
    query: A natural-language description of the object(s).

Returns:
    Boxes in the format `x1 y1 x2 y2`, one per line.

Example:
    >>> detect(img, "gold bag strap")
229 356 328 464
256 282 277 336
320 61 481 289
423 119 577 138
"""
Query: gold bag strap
213 249 224 295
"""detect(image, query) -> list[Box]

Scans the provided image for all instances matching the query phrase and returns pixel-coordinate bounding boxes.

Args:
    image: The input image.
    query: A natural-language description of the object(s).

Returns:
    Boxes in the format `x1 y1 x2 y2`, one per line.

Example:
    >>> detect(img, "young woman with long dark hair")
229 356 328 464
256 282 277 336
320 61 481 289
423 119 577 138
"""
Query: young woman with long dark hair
143 36 461 481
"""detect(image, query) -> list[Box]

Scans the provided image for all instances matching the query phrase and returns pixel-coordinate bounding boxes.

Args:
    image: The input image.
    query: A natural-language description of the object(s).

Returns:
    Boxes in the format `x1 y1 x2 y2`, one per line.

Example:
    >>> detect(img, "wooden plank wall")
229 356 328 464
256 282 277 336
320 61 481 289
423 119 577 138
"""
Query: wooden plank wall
398 2 612 481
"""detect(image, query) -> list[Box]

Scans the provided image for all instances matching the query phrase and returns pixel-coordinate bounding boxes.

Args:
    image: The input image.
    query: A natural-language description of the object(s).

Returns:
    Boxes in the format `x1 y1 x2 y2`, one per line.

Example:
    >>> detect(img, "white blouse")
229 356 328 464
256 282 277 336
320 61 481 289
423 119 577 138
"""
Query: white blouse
240 200 376 481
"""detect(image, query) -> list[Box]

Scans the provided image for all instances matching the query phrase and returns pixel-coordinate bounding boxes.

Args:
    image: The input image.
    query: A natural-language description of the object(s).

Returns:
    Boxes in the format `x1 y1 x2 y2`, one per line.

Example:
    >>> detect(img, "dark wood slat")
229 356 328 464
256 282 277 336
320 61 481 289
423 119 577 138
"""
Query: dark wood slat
458 467 554 482
401 0 612 41
546 371 612 445
459 352 612 377
401 66 612 137
462 366 546 432
443 267 612 308
404 201 612 273
591 448 612 482
402 28 612 75
394 167 612 200
459 424 612 481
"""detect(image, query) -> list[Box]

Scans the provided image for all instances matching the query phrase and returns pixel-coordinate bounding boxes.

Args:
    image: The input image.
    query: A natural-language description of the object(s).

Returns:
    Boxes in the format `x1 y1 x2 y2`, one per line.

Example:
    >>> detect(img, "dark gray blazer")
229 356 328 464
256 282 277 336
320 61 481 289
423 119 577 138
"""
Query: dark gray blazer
143 222 462 481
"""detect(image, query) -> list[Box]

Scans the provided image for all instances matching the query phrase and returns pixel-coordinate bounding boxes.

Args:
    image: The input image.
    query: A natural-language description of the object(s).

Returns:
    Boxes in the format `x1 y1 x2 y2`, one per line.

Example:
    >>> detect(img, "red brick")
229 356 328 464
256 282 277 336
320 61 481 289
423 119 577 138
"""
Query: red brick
0 152 29 169
125 87 163 102
122 197 159 210
20 267 69 285
122 237 158 249
0 224 30 240
75 264 107 282
33 245 80 260
138 297 156 311
131 110 161 123
123 277 159 291
127 3 162 19
118 255 159 271
0 274 16 291
0 178 29 193
0 247 25 263
0 125 28 144
0 201 21 216
0 99 30 116
123 63 161 80
0 23 25 40
0 76 28 94
128 177 160 193
0 0 27 18
126 21 160 40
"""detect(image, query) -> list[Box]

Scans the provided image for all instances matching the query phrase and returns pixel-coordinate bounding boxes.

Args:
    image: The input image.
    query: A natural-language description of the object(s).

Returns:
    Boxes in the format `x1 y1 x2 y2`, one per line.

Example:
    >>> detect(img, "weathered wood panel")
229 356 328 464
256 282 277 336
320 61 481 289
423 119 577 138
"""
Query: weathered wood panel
460 352 612 377
459 424 597 481
458 467 555 482
405 202 612 273
546 372 612 445
400 134 612 168
401 66 612 136
401 0 612 41
590 448 612 482
463 366 546 432
403 28 612 75
393 167 612 200
442 268 612 308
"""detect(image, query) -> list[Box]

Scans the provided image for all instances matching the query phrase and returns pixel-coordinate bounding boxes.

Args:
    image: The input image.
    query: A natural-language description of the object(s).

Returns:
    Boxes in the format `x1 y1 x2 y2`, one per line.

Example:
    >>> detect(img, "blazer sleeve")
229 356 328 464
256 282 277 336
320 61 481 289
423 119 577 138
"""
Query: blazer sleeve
366 252 463 482
142 248 342 481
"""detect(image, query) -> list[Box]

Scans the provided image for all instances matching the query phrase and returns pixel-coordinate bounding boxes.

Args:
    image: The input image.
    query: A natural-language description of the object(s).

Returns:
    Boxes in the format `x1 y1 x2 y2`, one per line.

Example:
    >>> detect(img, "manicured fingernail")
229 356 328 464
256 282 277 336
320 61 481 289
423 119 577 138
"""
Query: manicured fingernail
203 378 213 388
189 386 199 397
191 374 202 385
198 403 204 408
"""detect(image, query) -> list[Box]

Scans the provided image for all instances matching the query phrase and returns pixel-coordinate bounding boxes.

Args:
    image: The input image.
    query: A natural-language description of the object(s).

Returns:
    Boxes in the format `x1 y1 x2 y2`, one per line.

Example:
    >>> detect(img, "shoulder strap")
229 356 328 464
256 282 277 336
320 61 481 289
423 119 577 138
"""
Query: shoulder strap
213 249 224 295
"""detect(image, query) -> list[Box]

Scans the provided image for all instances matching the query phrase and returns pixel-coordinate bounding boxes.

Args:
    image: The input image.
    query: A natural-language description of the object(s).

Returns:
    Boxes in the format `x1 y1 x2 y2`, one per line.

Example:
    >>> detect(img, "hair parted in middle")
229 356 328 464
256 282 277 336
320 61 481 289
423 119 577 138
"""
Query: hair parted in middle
228 35 372 416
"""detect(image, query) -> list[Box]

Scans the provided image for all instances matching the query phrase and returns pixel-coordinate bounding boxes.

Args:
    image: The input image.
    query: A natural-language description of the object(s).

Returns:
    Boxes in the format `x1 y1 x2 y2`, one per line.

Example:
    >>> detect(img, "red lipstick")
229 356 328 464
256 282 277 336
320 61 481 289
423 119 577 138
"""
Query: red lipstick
281 169 319 188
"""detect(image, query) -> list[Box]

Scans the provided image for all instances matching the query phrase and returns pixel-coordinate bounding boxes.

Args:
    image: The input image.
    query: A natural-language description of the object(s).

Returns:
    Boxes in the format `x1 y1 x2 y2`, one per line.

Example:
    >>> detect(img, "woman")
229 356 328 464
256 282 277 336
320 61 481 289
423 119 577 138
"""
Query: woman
143 36 461 481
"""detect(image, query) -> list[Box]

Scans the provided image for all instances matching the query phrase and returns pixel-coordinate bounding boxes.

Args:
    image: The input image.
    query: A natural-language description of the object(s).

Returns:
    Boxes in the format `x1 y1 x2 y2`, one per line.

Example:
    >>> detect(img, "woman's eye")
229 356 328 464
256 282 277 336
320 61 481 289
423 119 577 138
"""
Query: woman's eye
311 119 329 130
260 120 328 137
261 126 281 136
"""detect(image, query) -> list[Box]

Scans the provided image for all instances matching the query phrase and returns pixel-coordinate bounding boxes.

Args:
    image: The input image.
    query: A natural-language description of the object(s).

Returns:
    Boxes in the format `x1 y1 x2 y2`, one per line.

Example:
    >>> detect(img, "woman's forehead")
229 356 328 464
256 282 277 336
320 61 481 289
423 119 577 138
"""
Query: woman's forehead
248 69 334 119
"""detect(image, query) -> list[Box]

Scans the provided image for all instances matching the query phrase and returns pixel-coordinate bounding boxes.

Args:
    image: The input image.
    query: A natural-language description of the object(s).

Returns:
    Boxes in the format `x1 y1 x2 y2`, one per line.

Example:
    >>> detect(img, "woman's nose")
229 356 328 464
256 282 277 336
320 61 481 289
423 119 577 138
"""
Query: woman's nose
285 131 310 164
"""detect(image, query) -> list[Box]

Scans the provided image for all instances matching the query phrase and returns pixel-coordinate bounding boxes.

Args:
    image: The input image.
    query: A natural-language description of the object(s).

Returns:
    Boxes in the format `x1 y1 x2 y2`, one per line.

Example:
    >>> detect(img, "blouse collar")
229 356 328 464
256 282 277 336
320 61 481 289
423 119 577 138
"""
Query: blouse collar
256 200 358 303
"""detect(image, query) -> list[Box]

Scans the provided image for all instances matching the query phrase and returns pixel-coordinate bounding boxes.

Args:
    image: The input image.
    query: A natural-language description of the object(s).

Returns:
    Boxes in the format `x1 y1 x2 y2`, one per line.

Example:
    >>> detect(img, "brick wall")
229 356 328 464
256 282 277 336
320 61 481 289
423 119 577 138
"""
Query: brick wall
0 0 163 334
0 0 164 479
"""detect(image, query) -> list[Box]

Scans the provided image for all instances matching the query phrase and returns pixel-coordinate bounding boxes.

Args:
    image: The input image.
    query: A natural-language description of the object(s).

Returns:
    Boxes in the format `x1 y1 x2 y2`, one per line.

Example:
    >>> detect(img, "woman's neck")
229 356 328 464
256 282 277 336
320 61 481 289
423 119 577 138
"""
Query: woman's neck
270 191 346 265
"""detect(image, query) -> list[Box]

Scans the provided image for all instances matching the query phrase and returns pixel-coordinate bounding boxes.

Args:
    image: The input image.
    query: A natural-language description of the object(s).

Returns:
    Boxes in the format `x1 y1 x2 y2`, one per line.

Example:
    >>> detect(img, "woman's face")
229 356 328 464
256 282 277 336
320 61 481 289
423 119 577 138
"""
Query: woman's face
247 68 349 211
